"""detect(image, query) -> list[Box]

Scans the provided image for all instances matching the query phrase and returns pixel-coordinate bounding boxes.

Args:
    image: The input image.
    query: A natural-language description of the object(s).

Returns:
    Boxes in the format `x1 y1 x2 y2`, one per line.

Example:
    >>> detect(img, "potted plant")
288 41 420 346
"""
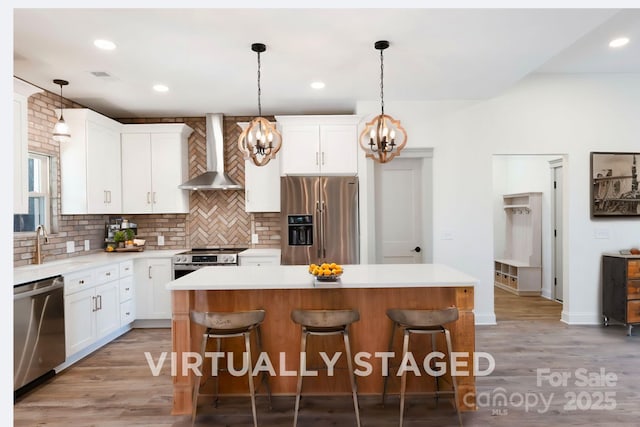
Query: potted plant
113 230 126 248
124 228 135 247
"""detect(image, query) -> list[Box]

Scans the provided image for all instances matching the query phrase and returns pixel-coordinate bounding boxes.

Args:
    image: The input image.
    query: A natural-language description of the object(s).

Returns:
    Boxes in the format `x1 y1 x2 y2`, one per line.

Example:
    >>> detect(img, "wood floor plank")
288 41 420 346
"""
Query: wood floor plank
14 291 640 426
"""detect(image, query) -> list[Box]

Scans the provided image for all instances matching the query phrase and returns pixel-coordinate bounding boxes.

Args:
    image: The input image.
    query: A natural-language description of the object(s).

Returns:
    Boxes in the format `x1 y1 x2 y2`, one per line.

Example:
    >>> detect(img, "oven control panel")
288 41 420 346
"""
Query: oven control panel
173 253 239 265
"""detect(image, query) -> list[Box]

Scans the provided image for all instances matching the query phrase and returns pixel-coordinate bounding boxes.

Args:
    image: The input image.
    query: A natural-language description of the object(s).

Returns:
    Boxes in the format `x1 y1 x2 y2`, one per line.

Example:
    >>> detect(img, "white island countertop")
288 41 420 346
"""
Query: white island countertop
166 263 477 290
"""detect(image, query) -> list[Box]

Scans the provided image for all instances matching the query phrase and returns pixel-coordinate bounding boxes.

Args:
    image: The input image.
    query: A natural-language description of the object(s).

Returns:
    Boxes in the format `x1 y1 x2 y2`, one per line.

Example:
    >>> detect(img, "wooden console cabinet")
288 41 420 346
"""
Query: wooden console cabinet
602 254 640 336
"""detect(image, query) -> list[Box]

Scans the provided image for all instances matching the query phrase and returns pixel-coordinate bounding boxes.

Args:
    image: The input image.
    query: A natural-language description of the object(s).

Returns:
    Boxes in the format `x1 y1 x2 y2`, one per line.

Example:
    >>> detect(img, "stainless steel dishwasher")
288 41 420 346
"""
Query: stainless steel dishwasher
14 275 65 391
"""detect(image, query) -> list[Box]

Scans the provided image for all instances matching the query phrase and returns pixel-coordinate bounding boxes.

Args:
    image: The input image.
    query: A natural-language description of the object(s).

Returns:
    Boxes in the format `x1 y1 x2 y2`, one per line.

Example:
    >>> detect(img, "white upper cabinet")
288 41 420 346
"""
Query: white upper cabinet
60 109 123 214
277 115 360 176
13 78 43 214
121 124 193 214
245 156 281 212
239 122 281 212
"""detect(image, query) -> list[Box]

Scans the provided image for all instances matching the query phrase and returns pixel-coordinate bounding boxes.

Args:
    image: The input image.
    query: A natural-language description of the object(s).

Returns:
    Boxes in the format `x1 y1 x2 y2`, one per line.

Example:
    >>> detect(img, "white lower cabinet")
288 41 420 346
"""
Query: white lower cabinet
134 258 172 320
119 260 135 326
238 249 281 266
64 266 121 358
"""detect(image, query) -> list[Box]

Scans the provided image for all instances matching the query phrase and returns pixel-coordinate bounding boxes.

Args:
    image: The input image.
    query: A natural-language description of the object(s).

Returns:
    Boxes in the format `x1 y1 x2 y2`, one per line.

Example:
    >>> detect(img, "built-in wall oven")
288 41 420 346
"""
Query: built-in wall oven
172 248 247 279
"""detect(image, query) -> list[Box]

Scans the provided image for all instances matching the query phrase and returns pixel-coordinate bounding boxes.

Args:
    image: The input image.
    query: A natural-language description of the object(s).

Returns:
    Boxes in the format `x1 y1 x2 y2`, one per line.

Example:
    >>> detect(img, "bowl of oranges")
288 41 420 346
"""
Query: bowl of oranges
309 262 343 281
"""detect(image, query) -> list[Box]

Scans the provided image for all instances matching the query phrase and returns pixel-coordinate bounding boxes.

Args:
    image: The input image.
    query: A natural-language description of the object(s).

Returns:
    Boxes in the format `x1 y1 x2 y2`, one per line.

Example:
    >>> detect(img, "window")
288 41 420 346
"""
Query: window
14 153 50 232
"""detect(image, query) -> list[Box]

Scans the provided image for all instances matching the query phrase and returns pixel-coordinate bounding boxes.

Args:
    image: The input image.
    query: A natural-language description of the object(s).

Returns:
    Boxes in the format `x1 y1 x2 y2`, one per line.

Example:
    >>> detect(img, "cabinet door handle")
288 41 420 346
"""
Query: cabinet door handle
321 152 325 165
104 191 108 203
152 192 157 204
147 192 151 204
125 287 130 291
316 152 319 166
106 271 111 277
148 266 152 279
108 190 112 203
246 190 249 203
92 296 97 312
125 312 131 316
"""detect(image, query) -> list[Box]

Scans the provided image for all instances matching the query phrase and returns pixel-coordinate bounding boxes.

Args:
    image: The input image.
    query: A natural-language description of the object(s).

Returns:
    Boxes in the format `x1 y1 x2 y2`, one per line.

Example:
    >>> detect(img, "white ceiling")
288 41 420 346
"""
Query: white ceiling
13 8 639 119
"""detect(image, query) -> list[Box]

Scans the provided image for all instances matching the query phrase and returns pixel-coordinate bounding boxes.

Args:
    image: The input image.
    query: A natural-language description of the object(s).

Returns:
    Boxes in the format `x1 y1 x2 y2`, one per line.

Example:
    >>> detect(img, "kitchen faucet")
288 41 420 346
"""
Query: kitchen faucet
34 225 49 264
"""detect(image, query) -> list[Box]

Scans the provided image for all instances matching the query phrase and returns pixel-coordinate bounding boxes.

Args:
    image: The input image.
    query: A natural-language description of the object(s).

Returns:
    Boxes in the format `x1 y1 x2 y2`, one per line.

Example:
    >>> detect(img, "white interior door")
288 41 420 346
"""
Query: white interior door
375 158 423 263
552 164 564 302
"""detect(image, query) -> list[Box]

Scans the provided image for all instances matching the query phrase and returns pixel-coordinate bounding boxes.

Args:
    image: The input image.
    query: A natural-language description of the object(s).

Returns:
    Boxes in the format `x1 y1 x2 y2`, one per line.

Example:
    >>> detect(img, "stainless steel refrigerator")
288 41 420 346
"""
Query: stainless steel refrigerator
281 176 359 265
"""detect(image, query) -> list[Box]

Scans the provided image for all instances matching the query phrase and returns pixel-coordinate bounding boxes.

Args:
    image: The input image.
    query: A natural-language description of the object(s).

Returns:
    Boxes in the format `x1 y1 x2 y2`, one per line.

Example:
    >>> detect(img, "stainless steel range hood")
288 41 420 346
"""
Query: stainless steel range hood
178 113 242 190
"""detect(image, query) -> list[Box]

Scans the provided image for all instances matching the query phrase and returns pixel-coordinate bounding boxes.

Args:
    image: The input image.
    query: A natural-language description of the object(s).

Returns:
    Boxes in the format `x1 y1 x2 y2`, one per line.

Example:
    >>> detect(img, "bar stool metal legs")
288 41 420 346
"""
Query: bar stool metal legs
190 310 270 427
384 307 463 427
291 309 361 427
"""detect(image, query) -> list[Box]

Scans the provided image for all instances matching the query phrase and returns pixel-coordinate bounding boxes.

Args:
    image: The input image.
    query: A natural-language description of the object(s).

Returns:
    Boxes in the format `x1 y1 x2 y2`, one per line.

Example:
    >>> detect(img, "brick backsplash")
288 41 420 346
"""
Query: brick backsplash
13 87 282 267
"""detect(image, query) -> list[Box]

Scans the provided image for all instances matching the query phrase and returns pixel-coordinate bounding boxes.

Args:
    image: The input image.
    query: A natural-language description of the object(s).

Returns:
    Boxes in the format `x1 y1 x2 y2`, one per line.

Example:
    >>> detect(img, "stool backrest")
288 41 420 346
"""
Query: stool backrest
191 310 265 331
291 309 360 328
387 307 459 327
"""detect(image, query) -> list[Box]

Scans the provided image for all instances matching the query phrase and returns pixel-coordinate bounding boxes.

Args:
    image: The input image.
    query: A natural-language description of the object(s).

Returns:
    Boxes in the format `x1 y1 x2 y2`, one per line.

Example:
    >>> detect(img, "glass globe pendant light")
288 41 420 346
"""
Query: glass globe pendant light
52 79 71 143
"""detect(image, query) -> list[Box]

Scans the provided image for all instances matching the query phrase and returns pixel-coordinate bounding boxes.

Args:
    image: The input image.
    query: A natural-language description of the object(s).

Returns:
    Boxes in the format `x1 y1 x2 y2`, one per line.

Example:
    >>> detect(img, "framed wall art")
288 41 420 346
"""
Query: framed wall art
591 152 640 217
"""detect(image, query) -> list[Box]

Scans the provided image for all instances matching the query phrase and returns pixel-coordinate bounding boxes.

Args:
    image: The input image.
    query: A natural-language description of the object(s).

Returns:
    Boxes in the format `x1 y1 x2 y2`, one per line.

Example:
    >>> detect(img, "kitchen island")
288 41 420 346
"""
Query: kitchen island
167 264 477 414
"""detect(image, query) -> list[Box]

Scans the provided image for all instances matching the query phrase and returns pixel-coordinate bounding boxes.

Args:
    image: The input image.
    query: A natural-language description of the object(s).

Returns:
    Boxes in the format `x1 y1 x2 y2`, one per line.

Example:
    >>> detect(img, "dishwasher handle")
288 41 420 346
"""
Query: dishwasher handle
14 276 64 301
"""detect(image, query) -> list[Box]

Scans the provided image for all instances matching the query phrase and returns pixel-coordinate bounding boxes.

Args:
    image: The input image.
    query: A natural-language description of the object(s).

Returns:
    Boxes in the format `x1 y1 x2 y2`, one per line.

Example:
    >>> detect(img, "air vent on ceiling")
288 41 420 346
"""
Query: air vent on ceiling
90 71 111 77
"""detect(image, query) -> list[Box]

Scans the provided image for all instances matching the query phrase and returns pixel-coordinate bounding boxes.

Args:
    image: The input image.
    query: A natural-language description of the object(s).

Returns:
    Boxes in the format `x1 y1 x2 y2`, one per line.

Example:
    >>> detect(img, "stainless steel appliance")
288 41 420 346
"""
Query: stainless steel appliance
172 248 247 279
14 275 65 391
281 176 359 265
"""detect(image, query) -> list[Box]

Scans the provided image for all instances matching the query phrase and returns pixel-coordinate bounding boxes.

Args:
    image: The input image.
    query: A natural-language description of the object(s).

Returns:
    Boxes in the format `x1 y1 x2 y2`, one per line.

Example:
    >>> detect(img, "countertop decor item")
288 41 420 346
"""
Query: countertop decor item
237 42 282 167
359 40 407 164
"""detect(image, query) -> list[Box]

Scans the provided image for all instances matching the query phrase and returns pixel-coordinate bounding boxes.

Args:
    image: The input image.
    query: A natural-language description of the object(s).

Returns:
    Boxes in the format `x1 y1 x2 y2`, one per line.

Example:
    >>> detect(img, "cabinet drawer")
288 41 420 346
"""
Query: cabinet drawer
120 299 135 326
628 260 640 279
120 260 134 277
119 276 134 302
64 270 94 295
627 300 640 323
509 277 518 289
94 264 119 284
628 280 640 300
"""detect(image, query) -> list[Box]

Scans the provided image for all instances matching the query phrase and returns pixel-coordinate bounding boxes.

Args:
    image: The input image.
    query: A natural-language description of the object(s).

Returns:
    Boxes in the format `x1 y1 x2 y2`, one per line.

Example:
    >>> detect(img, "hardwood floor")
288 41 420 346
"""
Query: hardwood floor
14 306 640 426
493 287 563 321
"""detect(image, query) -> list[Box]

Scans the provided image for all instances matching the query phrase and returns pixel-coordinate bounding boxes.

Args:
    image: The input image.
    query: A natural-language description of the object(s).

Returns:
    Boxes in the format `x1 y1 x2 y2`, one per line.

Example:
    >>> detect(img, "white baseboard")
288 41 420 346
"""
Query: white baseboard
475 312 497 325
561 311 602 325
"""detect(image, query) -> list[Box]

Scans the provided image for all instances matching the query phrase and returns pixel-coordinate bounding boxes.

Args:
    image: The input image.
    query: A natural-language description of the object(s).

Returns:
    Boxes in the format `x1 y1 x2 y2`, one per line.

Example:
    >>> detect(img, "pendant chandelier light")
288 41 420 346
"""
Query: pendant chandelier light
238 43 282 167
359 41 407 163
52 79 71 143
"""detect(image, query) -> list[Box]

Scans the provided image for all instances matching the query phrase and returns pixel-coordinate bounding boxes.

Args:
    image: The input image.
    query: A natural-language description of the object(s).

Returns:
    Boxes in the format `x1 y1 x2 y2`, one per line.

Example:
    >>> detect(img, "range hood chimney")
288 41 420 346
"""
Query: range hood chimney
179 113 242 190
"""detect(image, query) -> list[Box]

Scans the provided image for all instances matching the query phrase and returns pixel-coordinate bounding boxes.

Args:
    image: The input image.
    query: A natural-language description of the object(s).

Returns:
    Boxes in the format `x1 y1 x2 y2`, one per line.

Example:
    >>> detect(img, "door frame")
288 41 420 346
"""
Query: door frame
549 157 564 303
365 147 433 264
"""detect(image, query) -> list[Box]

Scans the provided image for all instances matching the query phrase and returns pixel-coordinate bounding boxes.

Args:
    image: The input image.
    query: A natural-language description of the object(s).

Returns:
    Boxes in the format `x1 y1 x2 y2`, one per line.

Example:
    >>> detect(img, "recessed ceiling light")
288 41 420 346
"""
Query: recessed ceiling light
94 39 116 50
609 37 630 48
310 81 326 90
153 84 169 93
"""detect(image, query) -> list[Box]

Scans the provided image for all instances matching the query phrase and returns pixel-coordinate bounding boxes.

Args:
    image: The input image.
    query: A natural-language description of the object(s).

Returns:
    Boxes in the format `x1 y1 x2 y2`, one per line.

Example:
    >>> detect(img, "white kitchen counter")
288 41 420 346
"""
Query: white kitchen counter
166 263 477 290
238 248 281 257
13 249 185 285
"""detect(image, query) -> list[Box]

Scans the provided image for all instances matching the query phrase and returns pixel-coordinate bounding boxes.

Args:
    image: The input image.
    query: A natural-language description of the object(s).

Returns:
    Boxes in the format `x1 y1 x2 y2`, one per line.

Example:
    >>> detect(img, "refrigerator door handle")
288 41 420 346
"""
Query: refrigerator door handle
316 201 322 258
321 200 327 258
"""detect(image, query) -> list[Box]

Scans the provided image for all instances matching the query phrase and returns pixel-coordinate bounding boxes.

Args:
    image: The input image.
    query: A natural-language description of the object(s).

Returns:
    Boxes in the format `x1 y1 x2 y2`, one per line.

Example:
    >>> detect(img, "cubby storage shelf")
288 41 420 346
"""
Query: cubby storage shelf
495 192 542 296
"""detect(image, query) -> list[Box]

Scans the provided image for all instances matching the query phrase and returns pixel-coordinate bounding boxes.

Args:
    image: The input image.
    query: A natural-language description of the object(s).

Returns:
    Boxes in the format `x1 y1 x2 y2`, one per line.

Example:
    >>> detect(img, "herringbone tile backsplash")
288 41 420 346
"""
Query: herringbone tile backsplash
119 116 280 250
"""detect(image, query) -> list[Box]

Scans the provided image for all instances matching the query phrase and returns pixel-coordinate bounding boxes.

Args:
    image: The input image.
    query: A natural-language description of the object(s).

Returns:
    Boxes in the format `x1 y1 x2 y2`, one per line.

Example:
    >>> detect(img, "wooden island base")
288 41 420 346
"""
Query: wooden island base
171 286 476 414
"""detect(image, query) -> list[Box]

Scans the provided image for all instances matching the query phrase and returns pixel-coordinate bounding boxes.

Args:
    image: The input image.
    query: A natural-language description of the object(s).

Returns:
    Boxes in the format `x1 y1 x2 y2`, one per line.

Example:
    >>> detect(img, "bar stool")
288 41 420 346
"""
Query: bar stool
382 307 462 427
290 309 361 427
190 310 272 427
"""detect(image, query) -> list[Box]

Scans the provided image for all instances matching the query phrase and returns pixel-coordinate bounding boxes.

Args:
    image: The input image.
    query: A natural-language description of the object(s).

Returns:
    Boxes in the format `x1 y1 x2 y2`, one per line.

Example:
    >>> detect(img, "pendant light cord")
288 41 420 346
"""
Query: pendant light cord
379 49 385 116
257 50 262 118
